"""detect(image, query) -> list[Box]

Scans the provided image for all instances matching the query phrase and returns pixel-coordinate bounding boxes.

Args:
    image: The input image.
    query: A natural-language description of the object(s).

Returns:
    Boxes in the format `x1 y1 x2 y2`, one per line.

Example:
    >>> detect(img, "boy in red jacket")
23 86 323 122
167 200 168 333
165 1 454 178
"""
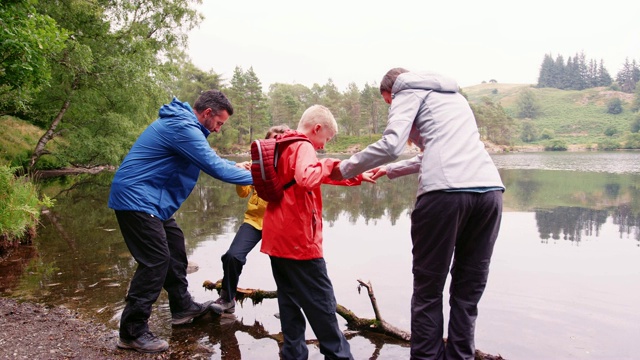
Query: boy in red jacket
260 105 373 360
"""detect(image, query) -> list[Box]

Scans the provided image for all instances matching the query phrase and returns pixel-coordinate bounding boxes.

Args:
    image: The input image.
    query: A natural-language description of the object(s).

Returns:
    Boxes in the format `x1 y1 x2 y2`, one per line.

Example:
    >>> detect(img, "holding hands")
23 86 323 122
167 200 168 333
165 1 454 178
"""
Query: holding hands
365 166 387 181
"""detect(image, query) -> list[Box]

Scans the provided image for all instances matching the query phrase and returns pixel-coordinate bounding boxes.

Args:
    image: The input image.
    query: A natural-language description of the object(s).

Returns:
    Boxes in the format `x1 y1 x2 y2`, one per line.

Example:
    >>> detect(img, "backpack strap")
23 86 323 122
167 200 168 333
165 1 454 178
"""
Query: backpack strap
276 135 311 191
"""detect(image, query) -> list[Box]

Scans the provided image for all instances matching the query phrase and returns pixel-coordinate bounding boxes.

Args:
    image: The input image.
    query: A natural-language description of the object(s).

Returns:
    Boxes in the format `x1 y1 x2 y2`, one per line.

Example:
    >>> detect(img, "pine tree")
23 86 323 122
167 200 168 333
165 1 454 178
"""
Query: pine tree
244 67 269 143
537 54 555 88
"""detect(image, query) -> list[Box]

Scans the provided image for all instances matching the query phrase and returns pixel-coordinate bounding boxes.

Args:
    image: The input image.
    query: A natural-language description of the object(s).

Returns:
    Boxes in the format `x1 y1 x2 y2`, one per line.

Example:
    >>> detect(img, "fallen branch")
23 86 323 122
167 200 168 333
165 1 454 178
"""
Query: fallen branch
202 279 504 360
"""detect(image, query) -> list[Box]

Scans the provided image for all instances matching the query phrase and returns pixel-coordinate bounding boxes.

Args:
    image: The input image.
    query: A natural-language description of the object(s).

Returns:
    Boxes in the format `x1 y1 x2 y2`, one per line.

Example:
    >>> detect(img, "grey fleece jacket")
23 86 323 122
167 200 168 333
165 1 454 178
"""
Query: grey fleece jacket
339 71 504 197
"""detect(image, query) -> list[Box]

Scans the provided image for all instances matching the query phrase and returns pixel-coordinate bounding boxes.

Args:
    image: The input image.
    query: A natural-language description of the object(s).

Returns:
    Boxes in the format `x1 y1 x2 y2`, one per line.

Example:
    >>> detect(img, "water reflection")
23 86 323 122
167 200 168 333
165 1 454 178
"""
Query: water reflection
2 152 640 359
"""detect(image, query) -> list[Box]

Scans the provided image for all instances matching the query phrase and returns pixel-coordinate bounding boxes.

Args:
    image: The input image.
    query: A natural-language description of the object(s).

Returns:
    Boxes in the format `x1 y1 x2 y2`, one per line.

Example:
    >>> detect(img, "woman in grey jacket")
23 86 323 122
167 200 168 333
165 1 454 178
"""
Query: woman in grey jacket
333 68 504 360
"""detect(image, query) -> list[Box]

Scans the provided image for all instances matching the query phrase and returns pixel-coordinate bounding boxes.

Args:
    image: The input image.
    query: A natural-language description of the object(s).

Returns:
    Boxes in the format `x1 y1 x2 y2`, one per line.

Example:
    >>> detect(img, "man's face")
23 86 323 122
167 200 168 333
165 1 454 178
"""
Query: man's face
204 108 229 133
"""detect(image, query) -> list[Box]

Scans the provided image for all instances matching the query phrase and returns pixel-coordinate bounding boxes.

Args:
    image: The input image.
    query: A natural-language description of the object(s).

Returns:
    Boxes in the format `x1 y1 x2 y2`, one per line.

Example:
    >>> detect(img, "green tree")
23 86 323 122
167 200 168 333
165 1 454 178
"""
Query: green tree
516 88 541 119
359 82 387 135
24 0 203 171
631 116 640 133
606 98 623 114
340 82 362 136
520 121 538 143
226 66 248 144
243 67 269 143
471 97 515 145
167 54 223 105
615 58 640 93
0 0 68 113
631 82 640 112
267 83 311 129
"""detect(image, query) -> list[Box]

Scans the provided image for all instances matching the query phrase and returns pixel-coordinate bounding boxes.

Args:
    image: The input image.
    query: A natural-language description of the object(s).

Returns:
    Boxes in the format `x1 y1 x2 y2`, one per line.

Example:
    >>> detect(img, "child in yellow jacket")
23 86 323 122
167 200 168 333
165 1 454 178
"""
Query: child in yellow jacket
210 125 289 314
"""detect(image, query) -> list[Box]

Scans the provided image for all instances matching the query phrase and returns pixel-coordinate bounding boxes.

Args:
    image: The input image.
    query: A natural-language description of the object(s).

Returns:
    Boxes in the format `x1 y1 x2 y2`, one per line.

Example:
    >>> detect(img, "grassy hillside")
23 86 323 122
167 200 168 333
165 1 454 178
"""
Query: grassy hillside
0 117 44 168
463 83 638 148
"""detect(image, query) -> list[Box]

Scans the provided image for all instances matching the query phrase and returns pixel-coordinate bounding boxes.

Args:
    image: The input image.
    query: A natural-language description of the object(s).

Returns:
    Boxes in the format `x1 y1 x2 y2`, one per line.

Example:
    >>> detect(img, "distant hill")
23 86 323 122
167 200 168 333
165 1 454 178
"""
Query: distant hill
462 83 637 148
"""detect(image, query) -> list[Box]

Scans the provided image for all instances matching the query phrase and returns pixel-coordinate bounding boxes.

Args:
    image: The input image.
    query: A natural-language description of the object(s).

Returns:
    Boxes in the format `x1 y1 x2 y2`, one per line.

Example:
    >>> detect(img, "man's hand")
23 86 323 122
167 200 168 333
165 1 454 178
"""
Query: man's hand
236 161 251 170
330 163 344 181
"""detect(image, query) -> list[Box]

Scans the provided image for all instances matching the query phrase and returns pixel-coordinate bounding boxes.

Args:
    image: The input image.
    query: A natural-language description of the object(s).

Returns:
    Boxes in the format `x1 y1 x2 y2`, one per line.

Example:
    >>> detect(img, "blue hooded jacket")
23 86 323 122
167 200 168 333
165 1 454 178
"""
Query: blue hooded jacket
108 98 252 220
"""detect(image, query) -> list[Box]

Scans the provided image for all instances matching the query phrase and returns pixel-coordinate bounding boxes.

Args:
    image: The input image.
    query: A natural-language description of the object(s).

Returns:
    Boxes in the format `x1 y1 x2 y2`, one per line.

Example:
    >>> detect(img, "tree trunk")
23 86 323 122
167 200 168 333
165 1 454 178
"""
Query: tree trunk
29 77 78 171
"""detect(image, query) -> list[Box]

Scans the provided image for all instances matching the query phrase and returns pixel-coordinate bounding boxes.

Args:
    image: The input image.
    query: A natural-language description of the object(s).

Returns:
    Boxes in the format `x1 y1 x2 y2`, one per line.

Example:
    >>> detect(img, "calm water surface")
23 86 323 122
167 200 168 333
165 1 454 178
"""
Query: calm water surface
4 151 640 359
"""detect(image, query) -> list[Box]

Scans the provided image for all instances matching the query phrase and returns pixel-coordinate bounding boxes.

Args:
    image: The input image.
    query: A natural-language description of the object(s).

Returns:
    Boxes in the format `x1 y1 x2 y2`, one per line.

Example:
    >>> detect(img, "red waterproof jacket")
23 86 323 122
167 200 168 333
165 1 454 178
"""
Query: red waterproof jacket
260 131 362 260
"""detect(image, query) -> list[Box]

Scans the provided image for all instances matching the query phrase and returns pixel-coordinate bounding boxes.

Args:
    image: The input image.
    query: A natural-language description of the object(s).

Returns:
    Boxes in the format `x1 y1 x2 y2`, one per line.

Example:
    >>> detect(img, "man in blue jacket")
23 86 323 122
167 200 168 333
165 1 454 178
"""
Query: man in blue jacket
108 90 252 353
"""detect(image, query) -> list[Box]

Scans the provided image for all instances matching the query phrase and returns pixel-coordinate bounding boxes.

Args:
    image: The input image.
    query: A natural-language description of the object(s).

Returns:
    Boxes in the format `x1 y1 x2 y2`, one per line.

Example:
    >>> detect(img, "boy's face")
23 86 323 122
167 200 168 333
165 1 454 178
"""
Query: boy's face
307 124 335 150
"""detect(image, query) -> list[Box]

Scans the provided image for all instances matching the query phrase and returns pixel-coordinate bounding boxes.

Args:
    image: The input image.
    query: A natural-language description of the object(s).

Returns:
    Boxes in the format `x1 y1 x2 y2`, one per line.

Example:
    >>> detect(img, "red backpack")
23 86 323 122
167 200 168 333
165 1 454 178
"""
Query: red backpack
250 134 311 203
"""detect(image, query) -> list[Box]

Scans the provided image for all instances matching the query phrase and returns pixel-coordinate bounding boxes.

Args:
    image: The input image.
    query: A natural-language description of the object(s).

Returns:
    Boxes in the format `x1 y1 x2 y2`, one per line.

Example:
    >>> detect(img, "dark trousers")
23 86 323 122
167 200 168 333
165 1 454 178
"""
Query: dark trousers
115 210 192 339
409 190 502 360
270 256 353 360
220 223 262 301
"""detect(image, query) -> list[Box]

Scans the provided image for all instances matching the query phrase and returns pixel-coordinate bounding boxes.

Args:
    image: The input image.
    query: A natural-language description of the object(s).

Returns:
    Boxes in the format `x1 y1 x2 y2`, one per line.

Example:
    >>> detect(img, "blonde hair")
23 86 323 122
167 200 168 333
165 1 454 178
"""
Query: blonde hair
297 105 338 134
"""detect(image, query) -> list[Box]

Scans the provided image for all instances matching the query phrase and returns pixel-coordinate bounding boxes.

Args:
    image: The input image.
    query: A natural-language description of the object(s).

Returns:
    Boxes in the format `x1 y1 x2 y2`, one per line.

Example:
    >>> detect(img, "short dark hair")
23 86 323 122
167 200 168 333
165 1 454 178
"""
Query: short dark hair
265 125 289 139
380 67 409 94
193 90 234 116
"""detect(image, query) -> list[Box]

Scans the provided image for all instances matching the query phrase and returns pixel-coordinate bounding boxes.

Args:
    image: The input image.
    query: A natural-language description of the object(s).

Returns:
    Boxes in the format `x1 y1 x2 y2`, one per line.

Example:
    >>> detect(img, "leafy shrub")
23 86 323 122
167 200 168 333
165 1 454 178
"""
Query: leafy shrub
604 126 618 137
520 121 538 142
631 116 640 133
544 139 567 151
623 133 640 149
598 139 621 150
0 166 52 251
606 98 623 114
540 129 554 140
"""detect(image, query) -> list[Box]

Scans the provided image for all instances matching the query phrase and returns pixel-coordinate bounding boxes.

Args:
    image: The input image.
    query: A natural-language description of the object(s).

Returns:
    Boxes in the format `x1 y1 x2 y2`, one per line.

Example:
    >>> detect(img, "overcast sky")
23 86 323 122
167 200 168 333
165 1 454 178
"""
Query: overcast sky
187 1 640 91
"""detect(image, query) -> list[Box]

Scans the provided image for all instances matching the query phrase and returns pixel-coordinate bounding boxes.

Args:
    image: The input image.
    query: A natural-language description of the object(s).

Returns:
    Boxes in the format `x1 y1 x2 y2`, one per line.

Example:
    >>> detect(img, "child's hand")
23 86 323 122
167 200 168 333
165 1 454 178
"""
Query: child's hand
361 171 376 184
367 166 388 180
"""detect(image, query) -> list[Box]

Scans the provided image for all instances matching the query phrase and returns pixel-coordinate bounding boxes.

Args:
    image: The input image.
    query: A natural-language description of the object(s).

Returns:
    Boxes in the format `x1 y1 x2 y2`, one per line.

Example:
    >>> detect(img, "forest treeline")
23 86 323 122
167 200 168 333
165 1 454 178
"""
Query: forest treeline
2 0 640 174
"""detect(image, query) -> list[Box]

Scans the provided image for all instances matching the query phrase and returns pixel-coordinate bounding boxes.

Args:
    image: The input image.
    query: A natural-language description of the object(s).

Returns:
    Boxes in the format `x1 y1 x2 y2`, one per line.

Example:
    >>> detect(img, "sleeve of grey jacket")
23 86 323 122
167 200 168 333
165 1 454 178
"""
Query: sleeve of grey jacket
339 90 422 179
386 153 423 179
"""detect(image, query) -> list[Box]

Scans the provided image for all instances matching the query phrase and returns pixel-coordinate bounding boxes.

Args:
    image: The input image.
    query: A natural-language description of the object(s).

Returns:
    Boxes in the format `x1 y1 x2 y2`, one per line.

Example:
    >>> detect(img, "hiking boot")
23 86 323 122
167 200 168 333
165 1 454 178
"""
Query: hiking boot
171 300 214 325
210 296 236 314
117 332 169 353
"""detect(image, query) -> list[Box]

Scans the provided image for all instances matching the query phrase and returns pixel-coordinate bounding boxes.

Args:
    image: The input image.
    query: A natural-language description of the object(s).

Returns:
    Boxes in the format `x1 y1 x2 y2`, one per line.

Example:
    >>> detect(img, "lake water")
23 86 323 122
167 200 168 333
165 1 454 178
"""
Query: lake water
3 151 639 359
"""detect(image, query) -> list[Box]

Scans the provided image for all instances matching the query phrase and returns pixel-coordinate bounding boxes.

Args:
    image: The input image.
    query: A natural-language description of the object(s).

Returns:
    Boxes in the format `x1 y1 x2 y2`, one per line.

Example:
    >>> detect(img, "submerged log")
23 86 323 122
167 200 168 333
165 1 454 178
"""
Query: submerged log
202 279 504 360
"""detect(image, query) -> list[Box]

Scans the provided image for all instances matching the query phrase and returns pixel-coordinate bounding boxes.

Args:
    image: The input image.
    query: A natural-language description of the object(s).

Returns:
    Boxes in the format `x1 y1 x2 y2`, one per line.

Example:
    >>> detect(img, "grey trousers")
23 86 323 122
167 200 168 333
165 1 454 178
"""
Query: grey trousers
409 190 503 360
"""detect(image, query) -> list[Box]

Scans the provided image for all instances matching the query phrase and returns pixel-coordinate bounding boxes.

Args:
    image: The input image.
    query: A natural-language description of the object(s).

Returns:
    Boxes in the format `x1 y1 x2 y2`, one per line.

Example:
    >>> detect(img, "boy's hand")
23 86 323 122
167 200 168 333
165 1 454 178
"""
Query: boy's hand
367 166 388 180
361 171 376 184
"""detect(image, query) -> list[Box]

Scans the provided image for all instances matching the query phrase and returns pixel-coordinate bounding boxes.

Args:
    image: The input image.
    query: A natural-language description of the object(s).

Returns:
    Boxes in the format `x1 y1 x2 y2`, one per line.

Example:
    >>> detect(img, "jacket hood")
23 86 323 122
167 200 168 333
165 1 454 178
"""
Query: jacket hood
158 98 196 121
392 72 459 94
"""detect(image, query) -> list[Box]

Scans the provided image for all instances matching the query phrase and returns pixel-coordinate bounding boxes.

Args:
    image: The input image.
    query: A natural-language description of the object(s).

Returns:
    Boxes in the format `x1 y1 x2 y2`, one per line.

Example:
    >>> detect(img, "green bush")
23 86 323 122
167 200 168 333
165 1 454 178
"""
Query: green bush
623 133 640 149
631 116 640 133
606 98 623 114
520 121 538 143
540 128 555 140
0 166 52 251
598 139 621 150
604 126 618 137
544 139 568 151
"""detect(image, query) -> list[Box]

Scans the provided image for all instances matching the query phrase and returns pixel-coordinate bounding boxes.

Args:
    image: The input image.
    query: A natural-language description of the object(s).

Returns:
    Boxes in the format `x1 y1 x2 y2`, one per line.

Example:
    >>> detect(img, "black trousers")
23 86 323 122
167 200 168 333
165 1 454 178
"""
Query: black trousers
220 223 262 301
270 256 353 360
409 190 503 360
115 210 192 339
